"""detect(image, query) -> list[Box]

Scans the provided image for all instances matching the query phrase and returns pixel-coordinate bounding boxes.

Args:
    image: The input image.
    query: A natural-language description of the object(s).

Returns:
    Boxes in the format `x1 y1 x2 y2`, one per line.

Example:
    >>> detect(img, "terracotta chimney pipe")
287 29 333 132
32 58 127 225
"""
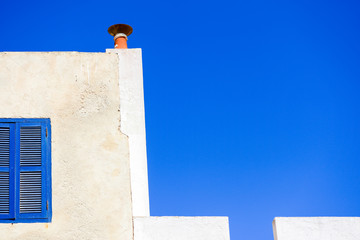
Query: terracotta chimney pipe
108 24 133 49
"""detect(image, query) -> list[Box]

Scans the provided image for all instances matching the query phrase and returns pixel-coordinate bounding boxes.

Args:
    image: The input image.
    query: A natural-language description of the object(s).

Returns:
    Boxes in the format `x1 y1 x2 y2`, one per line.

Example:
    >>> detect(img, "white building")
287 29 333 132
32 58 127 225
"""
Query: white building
0 49 230 240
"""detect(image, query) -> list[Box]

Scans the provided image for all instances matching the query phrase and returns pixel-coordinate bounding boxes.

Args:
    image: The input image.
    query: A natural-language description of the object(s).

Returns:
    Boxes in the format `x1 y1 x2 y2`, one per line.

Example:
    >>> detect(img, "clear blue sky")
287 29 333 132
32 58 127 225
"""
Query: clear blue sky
1 0 360 239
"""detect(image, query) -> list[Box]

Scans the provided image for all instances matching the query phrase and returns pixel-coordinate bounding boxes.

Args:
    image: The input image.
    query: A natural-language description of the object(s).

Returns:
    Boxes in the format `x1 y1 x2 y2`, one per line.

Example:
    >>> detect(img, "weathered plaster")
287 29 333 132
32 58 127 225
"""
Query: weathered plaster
273 217 360 240
106 49 150 217
133 217 230 240
0 52 133 240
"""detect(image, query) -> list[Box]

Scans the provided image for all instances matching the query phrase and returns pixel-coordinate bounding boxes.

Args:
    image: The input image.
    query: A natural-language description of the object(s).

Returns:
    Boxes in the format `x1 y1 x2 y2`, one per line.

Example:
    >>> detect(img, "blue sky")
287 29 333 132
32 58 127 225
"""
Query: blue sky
1 0 360 239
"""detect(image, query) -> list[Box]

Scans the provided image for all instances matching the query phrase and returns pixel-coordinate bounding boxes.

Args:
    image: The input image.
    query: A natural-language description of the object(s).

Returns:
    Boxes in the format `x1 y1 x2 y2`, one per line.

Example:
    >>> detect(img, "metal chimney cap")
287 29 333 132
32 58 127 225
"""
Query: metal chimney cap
108 24 133 37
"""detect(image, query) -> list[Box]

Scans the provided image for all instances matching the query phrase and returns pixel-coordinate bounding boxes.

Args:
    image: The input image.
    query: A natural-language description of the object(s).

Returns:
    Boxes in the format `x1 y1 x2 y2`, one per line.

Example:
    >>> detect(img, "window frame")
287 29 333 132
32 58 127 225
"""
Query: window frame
0 118 52 223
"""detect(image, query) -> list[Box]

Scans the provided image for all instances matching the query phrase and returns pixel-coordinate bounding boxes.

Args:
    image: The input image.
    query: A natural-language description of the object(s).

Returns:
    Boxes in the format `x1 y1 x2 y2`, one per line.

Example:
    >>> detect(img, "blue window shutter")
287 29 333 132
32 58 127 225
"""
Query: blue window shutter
16 122 48 219
0 123 15 220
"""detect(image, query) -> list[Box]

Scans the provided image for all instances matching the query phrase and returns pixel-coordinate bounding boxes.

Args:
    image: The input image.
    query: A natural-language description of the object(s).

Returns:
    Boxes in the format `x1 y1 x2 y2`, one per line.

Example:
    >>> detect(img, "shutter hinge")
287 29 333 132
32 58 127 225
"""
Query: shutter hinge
46 128 48 137
46 200 49 210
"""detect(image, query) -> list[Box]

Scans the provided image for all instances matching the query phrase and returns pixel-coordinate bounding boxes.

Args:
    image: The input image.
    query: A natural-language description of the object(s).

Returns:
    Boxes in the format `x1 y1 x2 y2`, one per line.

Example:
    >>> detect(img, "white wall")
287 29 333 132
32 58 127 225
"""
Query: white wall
107 49 150 217
273 217 360 240
0 50 230 240
0 52 133 240
134 217 230 240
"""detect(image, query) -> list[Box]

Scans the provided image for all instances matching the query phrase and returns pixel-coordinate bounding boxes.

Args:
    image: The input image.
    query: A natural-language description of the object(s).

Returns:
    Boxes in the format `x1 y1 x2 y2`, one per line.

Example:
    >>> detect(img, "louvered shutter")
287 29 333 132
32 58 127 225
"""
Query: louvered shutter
0 124 15 220
16 122 48 219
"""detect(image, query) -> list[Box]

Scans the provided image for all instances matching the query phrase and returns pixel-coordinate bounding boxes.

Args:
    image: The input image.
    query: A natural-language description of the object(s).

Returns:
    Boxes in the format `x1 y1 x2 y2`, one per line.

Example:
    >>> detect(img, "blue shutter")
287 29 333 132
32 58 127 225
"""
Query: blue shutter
16 122 48 219
0 124 15 220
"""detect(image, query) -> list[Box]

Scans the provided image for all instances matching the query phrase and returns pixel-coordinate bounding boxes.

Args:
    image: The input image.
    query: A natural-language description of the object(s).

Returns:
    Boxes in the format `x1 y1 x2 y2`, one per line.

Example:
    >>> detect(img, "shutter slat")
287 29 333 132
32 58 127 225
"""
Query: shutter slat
20 171 42 213
0 127 10 215
20 126 42 167
0 172 9 214
19 125 44 215
0 127 10 168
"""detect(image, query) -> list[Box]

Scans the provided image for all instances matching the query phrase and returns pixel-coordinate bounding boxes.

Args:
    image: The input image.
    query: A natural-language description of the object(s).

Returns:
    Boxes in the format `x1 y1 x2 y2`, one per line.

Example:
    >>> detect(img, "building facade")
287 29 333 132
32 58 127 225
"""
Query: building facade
0 50 230 240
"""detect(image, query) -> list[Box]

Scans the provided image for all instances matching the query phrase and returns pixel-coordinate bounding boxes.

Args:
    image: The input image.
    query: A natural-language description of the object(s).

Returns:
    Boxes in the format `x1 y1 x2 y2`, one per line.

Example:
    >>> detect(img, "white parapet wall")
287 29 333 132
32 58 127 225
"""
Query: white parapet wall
106 48 150 217
273 217 360 240
134 217 230 240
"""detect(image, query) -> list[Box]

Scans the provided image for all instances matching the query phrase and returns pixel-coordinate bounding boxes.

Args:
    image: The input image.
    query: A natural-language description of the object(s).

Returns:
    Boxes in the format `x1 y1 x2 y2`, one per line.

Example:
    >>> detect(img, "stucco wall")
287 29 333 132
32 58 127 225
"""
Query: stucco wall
273 217 360 240
106 49 150 217
0 52 133 240
134 217 230 240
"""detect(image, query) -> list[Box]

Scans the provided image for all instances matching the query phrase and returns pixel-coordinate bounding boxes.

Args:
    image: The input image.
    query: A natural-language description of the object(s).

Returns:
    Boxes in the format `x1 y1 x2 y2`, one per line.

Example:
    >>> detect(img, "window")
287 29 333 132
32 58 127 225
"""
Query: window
0 119 51 223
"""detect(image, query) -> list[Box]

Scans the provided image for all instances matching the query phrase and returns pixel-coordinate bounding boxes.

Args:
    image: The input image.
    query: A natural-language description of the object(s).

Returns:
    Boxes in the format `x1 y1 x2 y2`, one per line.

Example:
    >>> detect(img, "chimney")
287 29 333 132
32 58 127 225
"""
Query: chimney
108 24 133 49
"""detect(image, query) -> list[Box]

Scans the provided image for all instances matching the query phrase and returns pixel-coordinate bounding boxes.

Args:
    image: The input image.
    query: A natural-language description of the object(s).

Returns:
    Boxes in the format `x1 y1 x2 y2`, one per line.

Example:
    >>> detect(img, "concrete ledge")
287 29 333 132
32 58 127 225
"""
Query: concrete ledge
134 216 230 240
273 217 360 240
